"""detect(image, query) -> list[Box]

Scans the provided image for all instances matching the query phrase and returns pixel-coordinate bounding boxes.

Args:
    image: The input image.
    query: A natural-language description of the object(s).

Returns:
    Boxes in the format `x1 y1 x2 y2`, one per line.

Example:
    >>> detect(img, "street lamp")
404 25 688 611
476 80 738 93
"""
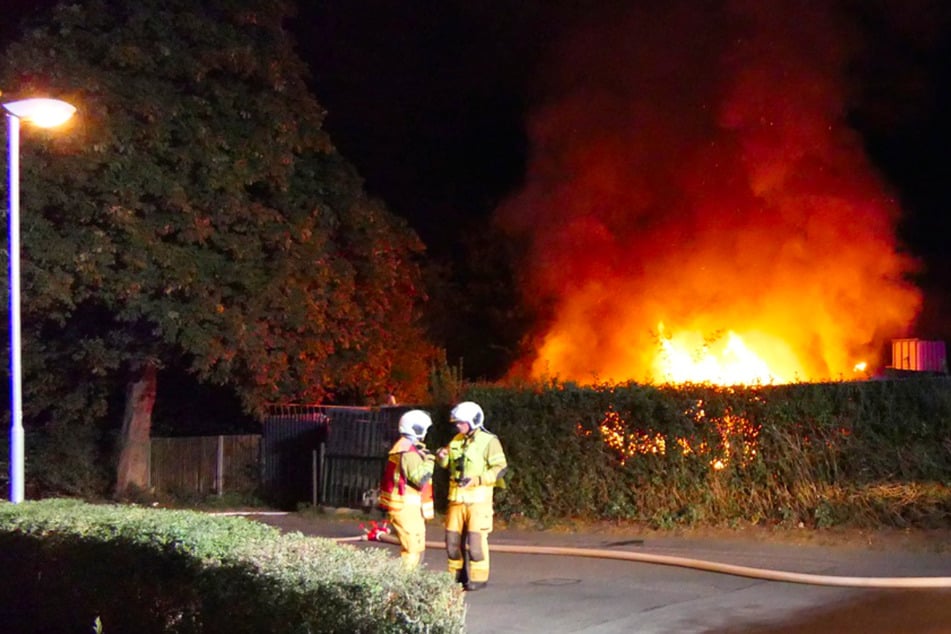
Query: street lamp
4 97 76 503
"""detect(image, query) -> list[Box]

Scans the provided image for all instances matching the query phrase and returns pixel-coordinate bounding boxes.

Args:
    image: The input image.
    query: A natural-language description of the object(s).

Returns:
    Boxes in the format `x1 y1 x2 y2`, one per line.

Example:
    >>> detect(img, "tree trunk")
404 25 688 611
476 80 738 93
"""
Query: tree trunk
115 361 157 496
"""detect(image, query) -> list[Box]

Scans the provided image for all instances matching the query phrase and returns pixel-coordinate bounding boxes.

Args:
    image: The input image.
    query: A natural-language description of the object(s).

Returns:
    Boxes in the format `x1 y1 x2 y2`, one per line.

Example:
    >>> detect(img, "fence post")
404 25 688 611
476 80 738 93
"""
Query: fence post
319 443 327 506
312 449 318 508
216 435 224 496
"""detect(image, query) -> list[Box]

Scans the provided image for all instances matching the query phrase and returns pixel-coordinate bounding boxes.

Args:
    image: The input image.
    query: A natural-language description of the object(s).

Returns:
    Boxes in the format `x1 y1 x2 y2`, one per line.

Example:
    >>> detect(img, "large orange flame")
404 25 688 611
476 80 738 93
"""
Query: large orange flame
498 2 921 386
654 325 789 385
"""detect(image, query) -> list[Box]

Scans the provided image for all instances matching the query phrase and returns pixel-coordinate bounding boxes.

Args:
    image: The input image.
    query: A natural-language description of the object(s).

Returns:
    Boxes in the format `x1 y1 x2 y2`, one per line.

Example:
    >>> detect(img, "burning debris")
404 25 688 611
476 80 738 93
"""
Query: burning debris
588 401 759 470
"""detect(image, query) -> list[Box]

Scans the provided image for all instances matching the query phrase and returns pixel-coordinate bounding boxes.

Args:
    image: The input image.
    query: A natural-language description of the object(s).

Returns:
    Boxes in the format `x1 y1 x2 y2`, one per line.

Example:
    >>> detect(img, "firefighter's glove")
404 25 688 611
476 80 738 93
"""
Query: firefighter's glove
458 476 481 488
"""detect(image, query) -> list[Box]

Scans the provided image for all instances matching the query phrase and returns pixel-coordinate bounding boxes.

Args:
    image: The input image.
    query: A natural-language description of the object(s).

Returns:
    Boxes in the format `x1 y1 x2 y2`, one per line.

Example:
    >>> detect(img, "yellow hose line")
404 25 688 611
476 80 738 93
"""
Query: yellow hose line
478 543 951 588
340 534 951 588
332 535 368 543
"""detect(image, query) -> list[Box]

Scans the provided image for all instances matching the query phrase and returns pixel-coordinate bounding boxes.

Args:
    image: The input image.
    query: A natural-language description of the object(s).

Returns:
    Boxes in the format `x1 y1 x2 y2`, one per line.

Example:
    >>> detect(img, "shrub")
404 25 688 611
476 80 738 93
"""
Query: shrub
0 499 465 633
463 377 951 529
28 420 111 498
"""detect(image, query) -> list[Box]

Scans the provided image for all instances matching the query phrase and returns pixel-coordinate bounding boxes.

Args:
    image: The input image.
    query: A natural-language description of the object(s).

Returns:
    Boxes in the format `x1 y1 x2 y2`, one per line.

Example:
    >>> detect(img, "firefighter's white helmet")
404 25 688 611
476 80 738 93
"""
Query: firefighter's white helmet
398 409 433 441
450 401 484 430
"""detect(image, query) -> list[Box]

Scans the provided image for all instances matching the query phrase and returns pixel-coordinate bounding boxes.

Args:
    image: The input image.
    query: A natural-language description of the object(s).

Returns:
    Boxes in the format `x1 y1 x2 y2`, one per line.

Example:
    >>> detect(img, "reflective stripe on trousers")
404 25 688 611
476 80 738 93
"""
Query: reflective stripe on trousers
445 500 493 583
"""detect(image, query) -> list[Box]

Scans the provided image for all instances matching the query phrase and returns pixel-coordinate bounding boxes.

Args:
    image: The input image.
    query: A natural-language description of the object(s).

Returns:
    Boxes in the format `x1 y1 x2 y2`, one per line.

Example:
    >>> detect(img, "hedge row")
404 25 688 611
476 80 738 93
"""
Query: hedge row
455 377 951 529
0 499 465 633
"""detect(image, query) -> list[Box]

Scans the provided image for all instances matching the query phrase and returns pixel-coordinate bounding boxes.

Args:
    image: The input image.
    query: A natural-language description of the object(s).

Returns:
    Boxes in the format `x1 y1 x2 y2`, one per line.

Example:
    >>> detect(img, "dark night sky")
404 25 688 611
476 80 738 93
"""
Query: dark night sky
294 1 951 242
295 1 951 344
5 0 951 369
294 1 540 254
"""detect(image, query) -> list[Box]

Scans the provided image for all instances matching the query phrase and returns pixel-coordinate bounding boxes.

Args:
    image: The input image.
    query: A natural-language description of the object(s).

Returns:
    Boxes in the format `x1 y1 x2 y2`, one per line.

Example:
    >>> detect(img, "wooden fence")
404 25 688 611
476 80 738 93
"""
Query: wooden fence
150 435 260 497
149 406 408 505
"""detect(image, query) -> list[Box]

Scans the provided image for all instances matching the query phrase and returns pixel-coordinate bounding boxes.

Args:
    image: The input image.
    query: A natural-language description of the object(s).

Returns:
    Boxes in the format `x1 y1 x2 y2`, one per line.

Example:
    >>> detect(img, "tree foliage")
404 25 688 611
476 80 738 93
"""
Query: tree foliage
0 0 435 430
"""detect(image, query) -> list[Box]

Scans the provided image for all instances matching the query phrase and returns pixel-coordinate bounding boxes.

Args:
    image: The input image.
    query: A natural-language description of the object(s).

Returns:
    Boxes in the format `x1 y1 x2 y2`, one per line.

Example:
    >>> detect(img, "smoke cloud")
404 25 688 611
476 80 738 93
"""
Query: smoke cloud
496 0 922 384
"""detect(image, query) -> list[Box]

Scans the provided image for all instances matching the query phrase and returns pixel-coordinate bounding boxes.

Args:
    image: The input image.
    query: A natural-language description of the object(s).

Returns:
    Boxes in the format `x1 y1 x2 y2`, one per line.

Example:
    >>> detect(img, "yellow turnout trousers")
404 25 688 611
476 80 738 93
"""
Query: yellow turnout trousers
445 501 493 583
388 503 426 569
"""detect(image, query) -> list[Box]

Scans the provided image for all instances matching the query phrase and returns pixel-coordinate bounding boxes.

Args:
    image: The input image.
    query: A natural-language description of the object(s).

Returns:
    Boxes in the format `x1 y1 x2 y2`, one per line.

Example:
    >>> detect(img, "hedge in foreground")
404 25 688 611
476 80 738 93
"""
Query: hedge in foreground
0 499 465 633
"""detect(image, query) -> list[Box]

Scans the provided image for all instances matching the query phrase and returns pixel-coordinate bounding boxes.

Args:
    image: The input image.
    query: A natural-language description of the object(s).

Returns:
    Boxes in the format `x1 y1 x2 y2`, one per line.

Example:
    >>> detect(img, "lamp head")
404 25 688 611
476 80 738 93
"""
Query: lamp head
3 98 76 128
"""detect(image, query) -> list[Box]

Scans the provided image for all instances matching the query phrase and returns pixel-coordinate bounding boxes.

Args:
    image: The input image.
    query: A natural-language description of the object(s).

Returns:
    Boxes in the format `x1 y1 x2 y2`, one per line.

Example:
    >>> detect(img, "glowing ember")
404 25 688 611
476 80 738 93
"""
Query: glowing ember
595 409 667 465
592 404 760 471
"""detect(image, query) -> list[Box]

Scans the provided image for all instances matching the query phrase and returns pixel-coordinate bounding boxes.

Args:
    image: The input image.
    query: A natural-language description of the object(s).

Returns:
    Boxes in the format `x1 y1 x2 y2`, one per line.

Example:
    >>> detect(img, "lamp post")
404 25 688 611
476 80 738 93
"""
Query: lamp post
4 97 76 503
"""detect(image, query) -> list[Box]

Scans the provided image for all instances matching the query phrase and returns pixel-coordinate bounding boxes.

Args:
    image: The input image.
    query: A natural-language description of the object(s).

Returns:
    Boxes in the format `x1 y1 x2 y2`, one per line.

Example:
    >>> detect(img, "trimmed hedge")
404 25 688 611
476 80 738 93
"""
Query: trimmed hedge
0 499 465 633
460 377 951 528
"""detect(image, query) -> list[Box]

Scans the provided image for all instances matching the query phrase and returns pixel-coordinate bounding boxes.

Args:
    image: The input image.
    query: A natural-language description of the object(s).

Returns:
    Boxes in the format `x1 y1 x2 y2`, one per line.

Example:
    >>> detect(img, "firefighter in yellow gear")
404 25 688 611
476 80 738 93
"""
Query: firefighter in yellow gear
378 409 435 569
436 401 508 591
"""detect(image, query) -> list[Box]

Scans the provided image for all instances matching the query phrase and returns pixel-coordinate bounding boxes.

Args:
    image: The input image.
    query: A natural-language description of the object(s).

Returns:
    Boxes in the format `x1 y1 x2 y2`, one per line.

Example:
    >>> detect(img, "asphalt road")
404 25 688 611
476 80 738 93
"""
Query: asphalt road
251 512 951 633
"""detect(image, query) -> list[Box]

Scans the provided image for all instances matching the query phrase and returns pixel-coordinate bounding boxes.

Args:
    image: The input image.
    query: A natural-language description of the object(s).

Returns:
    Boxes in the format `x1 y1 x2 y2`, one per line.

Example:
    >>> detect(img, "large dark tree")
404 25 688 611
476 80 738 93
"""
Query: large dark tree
0 0 434 494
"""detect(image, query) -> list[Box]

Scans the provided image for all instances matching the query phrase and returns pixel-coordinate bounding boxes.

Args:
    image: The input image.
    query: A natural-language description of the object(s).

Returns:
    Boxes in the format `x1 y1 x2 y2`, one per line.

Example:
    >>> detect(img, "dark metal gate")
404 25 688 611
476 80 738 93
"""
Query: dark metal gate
261 405 328 508
262 404 409 509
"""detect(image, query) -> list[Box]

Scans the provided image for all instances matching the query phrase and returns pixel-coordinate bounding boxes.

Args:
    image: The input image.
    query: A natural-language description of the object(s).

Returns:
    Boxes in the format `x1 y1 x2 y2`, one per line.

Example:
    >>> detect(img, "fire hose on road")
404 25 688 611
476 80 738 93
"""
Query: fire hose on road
344 521 951 589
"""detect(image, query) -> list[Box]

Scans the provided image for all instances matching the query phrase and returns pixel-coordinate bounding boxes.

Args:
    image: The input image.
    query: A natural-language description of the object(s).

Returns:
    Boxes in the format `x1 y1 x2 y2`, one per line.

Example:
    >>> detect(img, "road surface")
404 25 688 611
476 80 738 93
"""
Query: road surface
252 512 951 633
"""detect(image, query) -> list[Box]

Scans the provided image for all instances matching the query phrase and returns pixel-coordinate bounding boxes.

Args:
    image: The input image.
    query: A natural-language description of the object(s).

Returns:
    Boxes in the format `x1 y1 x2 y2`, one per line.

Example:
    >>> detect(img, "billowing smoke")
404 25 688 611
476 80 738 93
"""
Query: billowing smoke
496 0 922 384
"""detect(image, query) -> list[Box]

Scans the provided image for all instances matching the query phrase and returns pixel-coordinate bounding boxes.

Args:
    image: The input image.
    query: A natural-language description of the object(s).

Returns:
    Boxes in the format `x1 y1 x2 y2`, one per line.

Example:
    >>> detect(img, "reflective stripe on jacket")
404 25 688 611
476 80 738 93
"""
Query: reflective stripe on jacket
379 437 435 517
439 429 507 504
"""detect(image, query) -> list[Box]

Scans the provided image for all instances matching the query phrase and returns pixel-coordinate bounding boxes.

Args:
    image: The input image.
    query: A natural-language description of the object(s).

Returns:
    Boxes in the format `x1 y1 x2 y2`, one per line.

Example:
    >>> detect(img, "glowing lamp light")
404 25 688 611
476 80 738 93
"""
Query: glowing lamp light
3 98 76 128
4 96 76 503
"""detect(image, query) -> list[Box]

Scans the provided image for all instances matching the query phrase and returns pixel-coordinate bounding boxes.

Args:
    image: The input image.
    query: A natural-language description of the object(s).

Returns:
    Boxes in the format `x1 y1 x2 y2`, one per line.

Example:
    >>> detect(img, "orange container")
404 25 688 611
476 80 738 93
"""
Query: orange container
891 339 947 372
